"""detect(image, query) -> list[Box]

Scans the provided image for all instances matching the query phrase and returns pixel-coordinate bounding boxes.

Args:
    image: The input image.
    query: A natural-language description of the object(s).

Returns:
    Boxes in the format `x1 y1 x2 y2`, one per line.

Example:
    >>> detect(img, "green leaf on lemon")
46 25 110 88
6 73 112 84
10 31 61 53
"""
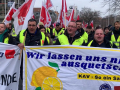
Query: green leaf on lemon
35 87 42 90
48 61 60 72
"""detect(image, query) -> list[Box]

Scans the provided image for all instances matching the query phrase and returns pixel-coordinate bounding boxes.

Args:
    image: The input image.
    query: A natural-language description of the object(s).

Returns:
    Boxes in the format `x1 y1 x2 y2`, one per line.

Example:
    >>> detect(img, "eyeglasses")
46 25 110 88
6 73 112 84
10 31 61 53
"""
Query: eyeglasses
28 25 36 27
68 25 76 28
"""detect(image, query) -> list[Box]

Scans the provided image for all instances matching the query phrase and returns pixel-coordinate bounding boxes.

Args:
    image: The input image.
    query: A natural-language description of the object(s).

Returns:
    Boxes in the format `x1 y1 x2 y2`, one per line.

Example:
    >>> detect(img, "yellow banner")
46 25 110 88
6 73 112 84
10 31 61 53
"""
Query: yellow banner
77 73 120 82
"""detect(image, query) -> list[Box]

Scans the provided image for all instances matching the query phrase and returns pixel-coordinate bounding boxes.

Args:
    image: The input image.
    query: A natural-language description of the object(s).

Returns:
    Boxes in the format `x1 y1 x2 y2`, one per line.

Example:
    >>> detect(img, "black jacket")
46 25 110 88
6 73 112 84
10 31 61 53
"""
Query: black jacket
3 31 14 45
15 28 48 46
106 27 120 41
88 32 94 42
87 39 117 48
54 30 84 45
49 28 54 39
77 28 85 36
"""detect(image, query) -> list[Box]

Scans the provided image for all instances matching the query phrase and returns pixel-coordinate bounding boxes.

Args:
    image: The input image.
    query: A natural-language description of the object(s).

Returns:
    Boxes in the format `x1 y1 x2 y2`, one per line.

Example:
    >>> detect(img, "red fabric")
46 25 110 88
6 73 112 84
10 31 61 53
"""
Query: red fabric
46 0 53 10
90 21 94 27
114 86 120 90
40 3 47 25
18 0 32 25
85 23 88 28
46 11 52 27
59 0 69 27
6 8 16 21
77 15 80 20
31 14 35 19
5 50 15 59
69 8 75 21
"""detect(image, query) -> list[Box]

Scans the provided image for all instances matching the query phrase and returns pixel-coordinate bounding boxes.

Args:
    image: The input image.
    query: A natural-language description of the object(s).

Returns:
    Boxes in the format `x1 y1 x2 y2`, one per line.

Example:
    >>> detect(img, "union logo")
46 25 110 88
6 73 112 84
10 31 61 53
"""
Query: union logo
99 83 111 90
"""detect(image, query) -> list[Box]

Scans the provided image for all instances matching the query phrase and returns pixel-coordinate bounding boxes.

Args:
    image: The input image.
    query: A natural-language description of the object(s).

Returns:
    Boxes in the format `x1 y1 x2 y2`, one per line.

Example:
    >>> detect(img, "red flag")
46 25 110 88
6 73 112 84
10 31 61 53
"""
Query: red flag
57 0 69 28
31 13 35 19
53 22 56 27
46 11 52 27
39 1 52 27
63 0 67 13
39 2 47 26
82 21 86 29
69 7 75 22
4 2 17 25
17 0 33 25
77 15 80 20
46 0 53 10
90 20 94 27
85 23 88 28
12 0 36 34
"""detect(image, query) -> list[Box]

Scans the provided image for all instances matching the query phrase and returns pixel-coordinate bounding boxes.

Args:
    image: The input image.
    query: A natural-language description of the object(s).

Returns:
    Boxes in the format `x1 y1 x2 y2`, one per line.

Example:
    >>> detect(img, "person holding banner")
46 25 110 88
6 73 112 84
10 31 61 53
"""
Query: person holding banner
76 20 88 44
15 19 49 87
87 27 117 48
16 19 48 49
54 21 84 45
0 23 15 44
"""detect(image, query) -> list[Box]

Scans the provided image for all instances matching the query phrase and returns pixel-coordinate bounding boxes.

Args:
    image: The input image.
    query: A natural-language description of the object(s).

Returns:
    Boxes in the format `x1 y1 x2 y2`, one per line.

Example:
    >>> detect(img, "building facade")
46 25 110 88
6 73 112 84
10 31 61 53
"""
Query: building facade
0 0 25 22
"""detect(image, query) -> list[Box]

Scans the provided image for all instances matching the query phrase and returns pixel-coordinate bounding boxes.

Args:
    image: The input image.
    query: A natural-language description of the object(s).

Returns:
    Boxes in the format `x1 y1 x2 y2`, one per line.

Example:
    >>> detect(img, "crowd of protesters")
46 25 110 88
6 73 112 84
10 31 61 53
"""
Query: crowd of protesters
0 19 120 90
0 19 120 49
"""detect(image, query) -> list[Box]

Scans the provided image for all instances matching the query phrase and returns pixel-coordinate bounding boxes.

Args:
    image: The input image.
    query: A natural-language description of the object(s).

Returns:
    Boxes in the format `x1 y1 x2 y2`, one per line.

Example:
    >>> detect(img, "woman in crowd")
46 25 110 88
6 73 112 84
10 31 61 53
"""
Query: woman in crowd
39 26 53 45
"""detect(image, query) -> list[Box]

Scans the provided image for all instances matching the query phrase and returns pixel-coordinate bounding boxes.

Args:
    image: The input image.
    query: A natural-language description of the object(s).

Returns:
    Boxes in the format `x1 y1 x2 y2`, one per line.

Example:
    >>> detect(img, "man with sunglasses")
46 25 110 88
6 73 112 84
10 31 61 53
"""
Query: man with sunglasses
54 21 84 45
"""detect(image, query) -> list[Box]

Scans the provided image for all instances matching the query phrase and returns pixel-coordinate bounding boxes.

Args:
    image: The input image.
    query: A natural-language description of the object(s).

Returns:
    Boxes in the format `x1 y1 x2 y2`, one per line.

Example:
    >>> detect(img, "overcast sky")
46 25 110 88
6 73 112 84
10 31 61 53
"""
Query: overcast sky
34 0 108 17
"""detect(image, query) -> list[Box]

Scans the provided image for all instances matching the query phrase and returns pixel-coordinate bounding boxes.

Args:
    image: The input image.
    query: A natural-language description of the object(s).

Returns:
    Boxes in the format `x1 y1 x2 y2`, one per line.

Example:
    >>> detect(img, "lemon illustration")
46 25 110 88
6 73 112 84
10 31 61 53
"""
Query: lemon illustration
31 66 58 87
42 77 63 90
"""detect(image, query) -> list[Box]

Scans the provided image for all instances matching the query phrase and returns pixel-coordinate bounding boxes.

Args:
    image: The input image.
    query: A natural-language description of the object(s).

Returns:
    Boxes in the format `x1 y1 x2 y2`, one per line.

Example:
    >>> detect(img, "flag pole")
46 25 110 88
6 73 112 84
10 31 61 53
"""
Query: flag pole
2 2 15 23
2 18 5 23
46 0 48 32
64 12 66 30
18 32 27 60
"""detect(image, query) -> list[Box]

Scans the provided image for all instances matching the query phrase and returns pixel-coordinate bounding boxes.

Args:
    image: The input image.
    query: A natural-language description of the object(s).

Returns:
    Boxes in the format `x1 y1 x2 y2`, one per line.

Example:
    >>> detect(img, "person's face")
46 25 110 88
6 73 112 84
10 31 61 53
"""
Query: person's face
50 27 53 29
114 22 120 30
56 25 60 31
9 25 12 29
28 21 37 34
86 29 91 33
6 23 9 28
104 28 109 34
0 24 5 34
76 22 82 29
94 29 104 43
67 22 77 35
40 28 46 34
39 25 44 28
